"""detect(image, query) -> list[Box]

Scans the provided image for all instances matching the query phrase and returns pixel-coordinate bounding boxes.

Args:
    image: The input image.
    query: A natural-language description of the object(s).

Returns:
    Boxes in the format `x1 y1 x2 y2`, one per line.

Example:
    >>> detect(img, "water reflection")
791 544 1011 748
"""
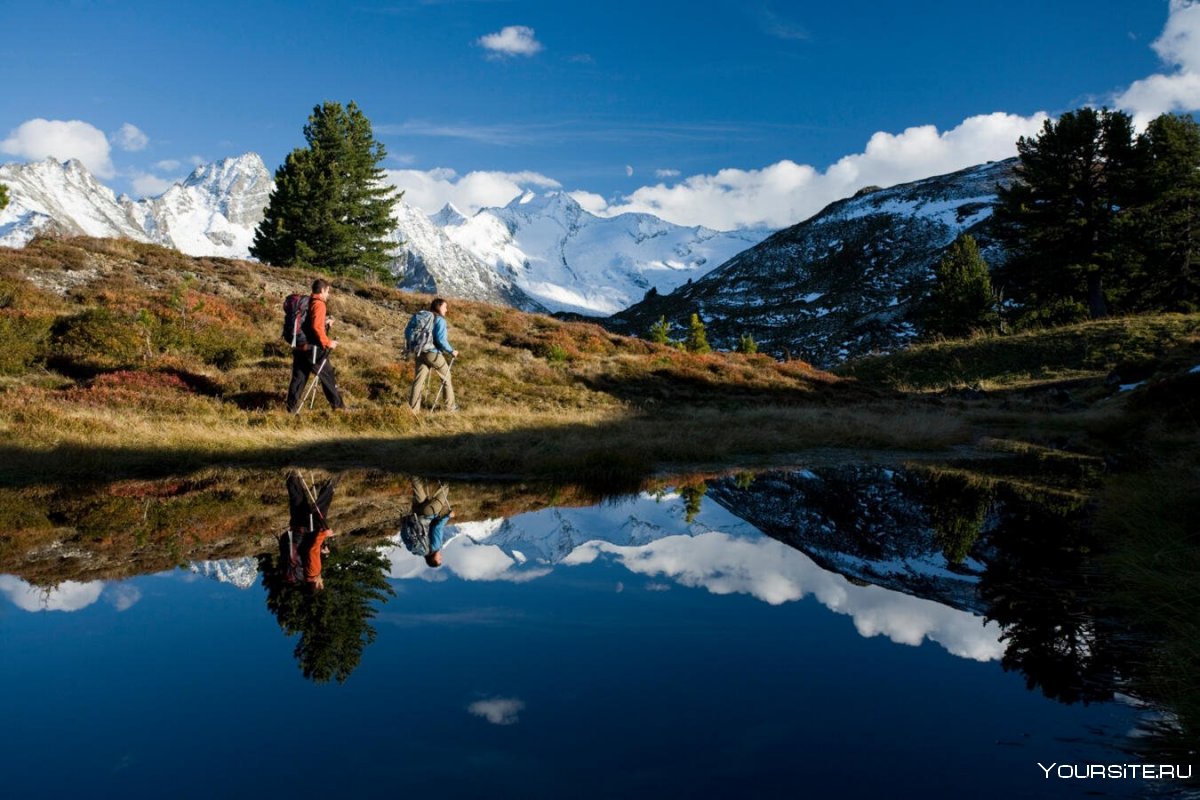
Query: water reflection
257 472 395 683
0 463 1191 771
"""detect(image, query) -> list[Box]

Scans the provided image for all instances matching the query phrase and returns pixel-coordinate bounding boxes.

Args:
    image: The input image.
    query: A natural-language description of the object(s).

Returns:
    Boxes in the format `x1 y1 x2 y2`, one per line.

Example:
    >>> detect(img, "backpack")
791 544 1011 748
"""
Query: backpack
403 310 436 357
282 294 311 348
399 513 432 556
278 529 306 585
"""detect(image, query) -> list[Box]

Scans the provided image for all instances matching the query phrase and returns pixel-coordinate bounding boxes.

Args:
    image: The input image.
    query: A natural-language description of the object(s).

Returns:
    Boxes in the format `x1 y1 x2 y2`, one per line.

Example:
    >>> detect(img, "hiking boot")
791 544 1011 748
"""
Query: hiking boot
444 404 460 413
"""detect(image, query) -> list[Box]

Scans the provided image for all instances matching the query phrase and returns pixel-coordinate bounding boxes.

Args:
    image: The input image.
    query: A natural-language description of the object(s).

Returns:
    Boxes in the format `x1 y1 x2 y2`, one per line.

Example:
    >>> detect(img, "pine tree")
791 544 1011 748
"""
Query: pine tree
735 333 758 354
996 108 1139 320
1127 113 1200 311
649 315 672 344
924 233 999 338
252 101 399 280
684 312 711 354
0 183 9 211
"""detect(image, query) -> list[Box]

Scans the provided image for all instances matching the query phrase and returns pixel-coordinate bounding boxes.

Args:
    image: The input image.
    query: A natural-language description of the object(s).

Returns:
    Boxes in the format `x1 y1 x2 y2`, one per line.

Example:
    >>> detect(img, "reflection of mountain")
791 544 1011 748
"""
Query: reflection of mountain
380 488 1003 662
707 468 988 614
188 558 260 590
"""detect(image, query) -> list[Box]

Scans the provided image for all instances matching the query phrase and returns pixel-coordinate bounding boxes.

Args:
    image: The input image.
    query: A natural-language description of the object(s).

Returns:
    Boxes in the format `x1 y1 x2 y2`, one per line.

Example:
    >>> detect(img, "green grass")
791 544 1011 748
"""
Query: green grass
837 314 1200 390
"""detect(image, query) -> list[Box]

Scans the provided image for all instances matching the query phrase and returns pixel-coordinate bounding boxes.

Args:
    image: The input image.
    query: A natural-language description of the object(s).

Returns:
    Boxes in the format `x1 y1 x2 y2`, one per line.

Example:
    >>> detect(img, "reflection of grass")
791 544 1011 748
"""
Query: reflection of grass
1095 468 1200 758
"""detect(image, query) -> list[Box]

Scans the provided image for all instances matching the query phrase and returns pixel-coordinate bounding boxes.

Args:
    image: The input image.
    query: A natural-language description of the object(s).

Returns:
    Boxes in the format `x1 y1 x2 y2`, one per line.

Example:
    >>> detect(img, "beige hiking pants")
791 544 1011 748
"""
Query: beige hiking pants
409 351 454 411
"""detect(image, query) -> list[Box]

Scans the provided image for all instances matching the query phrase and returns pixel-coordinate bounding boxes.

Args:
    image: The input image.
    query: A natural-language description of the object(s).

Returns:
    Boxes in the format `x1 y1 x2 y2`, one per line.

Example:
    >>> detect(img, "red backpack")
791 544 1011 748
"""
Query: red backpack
282 294 311 348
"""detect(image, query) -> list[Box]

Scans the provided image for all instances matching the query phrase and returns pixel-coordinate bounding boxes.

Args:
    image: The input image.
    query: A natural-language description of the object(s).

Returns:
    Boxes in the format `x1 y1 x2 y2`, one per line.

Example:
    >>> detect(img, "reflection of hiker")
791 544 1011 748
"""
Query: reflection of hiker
400 476 454 568
406 298 458 414
286 279 346 413
282 472 338 591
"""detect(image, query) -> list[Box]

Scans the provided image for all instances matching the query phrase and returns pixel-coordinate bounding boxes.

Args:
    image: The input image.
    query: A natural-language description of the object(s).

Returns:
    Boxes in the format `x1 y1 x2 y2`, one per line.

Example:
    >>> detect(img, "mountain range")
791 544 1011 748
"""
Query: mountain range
0 154 769 315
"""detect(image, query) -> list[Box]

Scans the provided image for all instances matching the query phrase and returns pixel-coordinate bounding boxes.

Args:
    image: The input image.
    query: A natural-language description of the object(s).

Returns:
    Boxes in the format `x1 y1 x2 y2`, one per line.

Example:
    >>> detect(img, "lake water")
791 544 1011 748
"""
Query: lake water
0 467 1191 798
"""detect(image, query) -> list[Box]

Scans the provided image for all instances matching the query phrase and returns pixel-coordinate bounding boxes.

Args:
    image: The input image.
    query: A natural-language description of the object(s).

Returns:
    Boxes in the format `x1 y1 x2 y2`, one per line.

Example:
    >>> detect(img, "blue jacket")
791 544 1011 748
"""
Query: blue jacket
432 315 453 354
429 514 450 551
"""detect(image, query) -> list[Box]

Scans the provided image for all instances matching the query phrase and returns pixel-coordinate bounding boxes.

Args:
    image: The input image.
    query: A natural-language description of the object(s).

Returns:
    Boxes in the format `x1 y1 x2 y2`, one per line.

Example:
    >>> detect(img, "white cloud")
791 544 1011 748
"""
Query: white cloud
0 575 105 612
188 155 205 167
478 25 543 58
1115 0 1200 127
114 122 149 152
130 172 175 197
105 584 142 612
386 167 560 215
568 190 608 214
594 111 1048 230
468 697 525 725
1 118 115 178
655 168 681 179
154 159 181 171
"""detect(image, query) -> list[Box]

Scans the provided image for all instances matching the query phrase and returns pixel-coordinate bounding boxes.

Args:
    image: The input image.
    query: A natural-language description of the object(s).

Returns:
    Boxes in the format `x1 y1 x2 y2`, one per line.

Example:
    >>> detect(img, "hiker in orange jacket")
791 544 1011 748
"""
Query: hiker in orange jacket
286 279 346 412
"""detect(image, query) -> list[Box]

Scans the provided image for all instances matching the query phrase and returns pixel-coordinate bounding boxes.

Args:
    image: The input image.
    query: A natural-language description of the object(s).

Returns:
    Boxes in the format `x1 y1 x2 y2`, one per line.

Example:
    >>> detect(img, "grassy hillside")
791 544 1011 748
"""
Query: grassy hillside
836 314 1200 390
1 236 964 484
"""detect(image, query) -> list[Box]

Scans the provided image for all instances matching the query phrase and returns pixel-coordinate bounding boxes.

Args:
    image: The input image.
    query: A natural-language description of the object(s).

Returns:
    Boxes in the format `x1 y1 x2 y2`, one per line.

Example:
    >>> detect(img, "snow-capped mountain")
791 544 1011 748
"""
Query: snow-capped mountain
0 157 150 247
439 191 772 316
0 154 272 257
608 160 1015 365
128 154 273 258
388 200 544 311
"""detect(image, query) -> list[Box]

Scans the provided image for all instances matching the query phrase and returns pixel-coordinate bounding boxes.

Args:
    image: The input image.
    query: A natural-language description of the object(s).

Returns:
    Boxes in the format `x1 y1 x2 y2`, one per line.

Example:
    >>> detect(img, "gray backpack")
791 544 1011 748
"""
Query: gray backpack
404 310 436 357
400 513 432 556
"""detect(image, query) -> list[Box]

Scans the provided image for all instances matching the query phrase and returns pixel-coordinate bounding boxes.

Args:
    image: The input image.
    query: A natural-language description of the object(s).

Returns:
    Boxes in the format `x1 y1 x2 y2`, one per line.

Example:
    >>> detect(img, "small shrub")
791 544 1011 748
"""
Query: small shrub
51 308 149 370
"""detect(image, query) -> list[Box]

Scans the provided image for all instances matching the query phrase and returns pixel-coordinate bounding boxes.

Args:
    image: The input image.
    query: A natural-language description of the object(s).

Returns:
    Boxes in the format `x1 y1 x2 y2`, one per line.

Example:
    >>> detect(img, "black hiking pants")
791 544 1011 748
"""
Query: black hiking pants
286 346 344 412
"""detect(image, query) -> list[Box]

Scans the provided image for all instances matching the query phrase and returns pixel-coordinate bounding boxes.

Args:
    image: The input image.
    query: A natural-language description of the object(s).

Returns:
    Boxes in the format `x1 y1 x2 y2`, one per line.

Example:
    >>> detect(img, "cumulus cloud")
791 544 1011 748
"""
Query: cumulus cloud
478 25 543 58
113 122 149 152
0 576 105 612
1 118 115 178
386 167 560 215
595 111 1048 229
130 172 175 197
104 584 142 612
468 697 525 725
1116 0 1200 126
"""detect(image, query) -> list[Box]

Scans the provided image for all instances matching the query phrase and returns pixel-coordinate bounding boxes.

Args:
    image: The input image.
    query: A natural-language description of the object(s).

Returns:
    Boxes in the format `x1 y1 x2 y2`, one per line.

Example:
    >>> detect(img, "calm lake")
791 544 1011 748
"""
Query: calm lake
0 466 1192 798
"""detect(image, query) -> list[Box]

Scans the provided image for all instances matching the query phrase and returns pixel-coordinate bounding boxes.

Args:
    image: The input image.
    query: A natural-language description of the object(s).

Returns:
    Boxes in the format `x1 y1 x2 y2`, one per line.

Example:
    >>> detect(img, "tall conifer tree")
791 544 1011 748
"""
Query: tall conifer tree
996 108 1138 320
1128 113 1200 311
252 101 399 280
0 183 9 211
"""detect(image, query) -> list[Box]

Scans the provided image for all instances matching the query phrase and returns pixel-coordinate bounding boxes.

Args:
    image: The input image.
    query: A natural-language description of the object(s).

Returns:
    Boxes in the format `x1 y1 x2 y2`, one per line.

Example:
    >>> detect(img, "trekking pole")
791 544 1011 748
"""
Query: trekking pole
430 354 457 411
295 357 329 414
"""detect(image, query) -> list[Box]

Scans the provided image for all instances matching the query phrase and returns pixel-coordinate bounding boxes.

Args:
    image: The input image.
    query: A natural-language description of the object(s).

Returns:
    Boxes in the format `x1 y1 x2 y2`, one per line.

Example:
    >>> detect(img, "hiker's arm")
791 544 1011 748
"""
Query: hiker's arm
434 317 455 355
310 300 337 349
430 514 451 551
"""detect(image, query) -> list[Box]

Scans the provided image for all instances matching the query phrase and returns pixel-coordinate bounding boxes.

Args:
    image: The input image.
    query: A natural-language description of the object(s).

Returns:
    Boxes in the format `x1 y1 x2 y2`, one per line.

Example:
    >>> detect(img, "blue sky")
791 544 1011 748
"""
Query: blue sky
3 0 1197 229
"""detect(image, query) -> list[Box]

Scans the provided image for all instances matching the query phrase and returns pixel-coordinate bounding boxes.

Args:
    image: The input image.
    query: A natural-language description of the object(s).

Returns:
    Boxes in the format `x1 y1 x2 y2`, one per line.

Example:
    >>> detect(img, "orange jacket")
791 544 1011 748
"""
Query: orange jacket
304 529 332 583
306 294 333 349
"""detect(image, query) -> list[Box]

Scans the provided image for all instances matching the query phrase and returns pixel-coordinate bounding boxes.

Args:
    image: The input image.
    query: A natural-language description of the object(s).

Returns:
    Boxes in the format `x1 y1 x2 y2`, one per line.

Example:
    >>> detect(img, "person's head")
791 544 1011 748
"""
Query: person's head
430 298 448 316
424 550 442 568
312 278 331 299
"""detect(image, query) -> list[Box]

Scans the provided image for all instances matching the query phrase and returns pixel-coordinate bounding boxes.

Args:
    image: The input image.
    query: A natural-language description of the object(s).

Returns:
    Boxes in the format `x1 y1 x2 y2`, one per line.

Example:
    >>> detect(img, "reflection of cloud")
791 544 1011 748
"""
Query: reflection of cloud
567 533 1004 662
0 575 104 612
468 697 525 725
378 607 524 627
104 584 142 612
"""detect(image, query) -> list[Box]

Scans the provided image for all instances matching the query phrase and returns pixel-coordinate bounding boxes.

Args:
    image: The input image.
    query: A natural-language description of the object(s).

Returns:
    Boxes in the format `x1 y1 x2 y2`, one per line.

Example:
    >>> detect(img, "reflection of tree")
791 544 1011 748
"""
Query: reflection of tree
922 472 990 565
679 482 707 523
259 544 395 684
979 488 1119 705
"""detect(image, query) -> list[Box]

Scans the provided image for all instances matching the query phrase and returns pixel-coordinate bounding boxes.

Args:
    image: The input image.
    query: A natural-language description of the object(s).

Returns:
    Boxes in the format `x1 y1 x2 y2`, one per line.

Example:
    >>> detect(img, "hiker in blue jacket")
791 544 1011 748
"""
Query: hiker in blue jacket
400 476 455 567
407 298 459 414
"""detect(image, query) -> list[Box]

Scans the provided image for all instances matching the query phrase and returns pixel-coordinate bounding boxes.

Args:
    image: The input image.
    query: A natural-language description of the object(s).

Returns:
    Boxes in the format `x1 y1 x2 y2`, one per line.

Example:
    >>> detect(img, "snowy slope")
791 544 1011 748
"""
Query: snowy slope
131 154 273 257
389 200 544 311
0 158 151 247
441 191 771 315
